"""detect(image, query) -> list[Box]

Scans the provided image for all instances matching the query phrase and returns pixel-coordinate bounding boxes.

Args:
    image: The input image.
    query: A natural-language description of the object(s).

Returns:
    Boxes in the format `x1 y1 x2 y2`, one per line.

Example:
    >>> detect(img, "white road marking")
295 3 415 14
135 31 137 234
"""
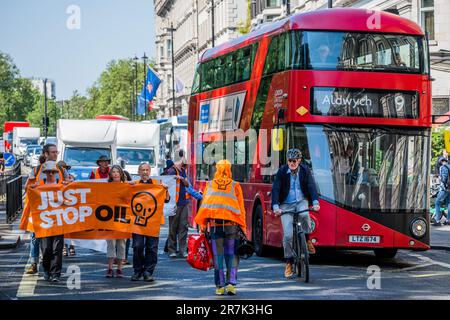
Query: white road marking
16 257 39 298
409 252 450 270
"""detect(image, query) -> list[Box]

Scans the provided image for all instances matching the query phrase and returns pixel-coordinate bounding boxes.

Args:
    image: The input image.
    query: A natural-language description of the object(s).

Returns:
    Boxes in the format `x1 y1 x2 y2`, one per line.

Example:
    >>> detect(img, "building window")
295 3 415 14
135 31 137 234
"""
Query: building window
420 0 435 41
159 46 164 61
266 0 280 8
166 39 172 57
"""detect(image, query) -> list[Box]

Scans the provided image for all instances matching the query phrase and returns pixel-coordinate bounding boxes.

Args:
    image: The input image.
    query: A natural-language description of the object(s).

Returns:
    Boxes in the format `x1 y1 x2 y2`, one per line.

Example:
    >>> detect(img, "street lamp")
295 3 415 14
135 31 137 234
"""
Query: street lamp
43 78 48 139
211 0 215 47
141 52 148 120
165 23 176 117
133 54 139 122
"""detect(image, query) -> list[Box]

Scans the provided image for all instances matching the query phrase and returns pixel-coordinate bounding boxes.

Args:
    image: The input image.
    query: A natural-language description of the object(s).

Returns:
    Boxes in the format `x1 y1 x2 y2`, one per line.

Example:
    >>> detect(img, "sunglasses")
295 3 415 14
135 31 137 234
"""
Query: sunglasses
288 159 299 163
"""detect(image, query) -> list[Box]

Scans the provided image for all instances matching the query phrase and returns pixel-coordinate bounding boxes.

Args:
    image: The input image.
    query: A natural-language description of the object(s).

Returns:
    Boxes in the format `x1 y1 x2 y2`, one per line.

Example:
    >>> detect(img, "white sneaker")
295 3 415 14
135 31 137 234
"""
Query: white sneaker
169 253 177 258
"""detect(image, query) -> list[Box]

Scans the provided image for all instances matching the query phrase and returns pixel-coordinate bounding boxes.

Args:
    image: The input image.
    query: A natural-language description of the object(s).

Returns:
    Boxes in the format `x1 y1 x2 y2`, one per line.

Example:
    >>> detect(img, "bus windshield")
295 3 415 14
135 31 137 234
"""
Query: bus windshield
288 124 429 213
117 148 155 166
297 31 423 73
64 147 111 167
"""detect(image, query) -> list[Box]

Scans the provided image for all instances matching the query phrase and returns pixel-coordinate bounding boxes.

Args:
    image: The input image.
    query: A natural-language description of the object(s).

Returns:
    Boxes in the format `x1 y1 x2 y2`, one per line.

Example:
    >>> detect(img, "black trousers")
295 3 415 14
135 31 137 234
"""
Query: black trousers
132 234 159 275
41 235 64 276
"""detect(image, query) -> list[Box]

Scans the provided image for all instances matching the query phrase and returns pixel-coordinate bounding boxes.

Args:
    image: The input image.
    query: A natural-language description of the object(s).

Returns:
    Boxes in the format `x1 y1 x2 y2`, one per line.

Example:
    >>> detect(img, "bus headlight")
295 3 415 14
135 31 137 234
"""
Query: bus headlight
410 218 427 238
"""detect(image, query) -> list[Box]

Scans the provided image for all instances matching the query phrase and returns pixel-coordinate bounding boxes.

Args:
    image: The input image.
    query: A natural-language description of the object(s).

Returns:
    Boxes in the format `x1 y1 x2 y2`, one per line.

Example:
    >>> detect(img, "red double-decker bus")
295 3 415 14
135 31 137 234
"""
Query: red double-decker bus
188 8 432 259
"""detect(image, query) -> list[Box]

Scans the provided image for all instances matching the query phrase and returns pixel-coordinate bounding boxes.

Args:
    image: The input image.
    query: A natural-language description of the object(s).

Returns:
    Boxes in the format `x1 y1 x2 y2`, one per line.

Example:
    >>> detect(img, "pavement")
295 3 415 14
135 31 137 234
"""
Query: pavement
2 211 449 251
430 224 450 250
2 223 450 300
0 211 27 250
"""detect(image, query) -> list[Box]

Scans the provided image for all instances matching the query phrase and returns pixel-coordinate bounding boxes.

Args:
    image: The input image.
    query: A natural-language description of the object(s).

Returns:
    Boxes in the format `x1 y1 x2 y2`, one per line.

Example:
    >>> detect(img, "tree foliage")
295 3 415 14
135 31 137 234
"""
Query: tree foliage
0 52 40 133
1 51 156 136
432 127 446 174
237 0 252 35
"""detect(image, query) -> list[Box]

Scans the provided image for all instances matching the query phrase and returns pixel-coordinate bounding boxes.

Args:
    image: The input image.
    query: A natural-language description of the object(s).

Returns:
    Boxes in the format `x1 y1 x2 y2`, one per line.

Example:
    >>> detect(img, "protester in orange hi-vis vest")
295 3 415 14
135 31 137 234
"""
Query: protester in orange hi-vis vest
89 155 111 179
22 143 70 275
195 159 246 296
29 160 71 282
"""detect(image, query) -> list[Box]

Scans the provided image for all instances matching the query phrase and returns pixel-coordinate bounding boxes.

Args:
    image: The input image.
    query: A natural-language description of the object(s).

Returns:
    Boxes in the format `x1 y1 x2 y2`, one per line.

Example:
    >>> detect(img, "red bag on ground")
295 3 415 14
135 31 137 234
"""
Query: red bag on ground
186 233 214 271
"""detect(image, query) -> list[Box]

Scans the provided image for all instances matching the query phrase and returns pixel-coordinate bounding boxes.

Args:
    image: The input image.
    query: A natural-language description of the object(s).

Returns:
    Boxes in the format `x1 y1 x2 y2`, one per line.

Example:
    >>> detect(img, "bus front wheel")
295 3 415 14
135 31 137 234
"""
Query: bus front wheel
252 205 267 257
374 248 398 259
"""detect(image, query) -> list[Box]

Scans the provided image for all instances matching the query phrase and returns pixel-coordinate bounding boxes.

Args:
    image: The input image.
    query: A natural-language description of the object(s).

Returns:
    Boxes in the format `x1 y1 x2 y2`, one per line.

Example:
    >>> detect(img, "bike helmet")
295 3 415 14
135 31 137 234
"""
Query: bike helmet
287 148 302 160
236 240 255 260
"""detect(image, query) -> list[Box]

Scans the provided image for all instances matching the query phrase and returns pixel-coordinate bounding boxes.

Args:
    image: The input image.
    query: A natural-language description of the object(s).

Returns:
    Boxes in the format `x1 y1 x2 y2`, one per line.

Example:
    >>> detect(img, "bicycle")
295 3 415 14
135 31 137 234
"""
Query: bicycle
280 208 316 283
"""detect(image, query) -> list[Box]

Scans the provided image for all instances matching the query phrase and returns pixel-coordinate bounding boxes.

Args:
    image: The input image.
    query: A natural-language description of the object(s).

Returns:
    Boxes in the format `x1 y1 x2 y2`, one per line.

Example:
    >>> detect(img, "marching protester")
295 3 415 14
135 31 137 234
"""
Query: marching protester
105 165 130 278
25 144 69 275
194 160 246 296
272 148 320 279
57 160 76 257
434 156 450 226
116 157 132 264
89 155 111 179
166 159 191 258
131 162 170 282
30 161 71 282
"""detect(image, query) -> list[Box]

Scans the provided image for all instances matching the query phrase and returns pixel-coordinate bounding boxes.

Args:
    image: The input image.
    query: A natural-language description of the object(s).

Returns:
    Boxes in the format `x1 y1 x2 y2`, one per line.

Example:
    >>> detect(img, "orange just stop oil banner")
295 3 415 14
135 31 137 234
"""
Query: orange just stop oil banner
25 182 167 238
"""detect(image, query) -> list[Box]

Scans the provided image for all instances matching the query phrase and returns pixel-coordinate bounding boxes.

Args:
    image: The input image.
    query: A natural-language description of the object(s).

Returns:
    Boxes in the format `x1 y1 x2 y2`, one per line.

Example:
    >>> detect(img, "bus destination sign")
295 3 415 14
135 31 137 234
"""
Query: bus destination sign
311 87 418 119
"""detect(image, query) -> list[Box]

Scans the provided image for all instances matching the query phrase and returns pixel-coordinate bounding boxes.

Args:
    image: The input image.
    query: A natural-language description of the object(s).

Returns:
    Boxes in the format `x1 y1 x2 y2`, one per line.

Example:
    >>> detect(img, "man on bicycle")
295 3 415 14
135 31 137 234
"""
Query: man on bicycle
272 148 320 278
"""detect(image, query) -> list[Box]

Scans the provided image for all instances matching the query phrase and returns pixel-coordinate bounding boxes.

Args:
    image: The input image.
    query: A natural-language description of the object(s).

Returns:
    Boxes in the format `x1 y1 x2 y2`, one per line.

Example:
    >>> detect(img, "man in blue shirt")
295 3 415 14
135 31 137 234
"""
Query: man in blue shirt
434 157 450 226
272 148 320 279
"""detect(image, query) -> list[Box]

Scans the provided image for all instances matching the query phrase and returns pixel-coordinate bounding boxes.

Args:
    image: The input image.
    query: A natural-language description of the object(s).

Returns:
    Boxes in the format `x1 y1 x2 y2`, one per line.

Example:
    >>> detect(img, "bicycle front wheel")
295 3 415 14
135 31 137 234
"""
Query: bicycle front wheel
298 232 309 283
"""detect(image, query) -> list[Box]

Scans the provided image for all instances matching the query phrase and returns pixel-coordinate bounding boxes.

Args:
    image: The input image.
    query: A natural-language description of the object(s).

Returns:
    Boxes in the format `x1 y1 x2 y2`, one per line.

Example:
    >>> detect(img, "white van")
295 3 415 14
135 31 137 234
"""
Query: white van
57 119 117 180
116 121 160 178
13 127 40 157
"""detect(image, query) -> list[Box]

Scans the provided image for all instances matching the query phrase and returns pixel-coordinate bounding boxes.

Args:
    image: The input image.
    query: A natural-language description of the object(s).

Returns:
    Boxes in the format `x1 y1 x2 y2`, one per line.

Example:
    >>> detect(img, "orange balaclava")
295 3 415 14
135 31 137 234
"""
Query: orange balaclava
213 159 233 189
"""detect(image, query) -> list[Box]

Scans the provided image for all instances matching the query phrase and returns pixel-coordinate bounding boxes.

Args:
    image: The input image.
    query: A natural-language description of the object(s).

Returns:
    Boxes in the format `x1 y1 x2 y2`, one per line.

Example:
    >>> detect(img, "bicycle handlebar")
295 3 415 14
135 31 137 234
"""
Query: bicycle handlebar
279 208 318 215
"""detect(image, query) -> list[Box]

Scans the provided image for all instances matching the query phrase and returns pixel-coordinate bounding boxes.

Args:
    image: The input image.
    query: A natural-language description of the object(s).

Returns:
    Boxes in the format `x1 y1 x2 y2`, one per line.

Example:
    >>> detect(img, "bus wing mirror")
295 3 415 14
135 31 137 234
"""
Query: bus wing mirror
271 128 284 152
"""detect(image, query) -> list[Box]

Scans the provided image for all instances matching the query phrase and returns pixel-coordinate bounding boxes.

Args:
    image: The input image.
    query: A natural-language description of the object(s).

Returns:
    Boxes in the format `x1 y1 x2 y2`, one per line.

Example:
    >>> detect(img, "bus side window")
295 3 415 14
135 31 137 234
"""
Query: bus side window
214 57 225 88
224 54 236 85
191 64 201 94
263 36 279 75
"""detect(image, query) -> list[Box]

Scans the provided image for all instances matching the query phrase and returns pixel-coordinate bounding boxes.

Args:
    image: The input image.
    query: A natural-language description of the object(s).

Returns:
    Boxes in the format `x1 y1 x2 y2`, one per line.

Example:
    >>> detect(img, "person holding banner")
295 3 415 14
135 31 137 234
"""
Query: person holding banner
194 160 246 296
106 165 131 278
131 163 170 282
30 161 71 282
25 144 69 275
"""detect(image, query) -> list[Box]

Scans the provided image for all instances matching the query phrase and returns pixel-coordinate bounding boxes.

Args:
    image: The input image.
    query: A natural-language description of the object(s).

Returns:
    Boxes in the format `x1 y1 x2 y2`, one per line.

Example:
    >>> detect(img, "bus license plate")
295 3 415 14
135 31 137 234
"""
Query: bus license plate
349 235 380 244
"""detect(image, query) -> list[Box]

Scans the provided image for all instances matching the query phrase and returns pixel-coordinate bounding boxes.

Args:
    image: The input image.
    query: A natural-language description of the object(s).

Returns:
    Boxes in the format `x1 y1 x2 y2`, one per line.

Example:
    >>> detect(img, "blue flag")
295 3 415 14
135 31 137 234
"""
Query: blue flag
137 67 161 115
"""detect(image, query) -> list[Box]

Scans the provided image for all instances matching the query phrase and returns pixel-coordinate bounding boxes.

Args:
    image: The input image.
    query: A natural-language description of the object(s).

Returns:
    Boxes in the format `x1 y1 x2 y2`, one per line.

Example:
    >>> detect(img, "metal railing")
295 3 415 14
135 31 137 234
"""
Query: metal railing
0 161 23 222
6 175 23 223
